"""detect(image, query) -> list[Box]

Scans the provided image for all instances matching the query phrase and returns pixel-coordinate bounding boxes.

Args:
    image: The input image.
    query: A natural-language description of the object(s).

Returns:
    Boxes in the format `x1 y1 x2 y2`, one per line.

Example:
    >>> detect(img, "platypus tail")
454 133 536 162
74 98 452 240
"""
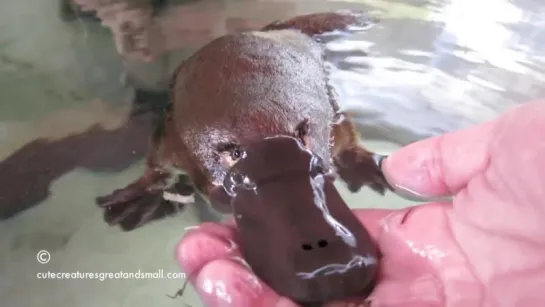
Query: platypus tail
261 10 379 42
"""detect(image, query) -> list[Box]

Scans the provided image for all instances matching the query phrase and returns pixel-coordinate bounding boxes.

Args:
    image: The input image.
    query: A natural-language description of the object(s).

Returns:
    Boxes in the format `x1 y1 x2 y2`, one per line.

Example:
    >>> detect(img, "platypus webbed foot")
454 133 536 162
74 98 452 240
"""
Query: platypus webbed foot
96 171 195 231
334 145 393 195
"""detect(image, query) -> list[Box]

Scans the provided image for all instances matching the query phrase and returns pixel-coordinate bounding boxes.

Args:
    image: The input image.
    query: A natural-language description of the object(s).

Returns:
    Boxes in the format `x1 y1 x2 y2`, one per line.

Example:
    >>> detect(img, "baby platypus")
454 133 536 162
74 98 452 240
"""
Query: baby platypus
97 11 390 232
221 135 379 305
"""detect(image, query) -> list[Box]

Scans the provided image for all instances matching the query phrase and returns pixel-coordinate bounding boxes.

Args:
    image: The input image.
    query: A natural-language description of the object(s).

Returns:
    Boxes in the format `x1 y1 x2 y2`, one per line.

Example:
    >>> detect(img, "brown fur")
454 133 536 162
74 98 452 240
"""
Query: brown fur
96 11 391 231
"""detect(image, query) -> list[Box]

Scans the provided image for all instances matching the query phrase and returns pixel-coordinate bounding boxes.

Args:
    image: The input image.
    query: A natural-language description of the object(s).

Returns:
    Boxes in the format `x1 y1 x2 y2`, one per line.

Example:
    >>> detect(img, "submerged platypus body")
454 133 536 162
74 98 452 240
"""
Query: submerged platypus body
97 10 390 305
98 10 390 227
98 11 390 231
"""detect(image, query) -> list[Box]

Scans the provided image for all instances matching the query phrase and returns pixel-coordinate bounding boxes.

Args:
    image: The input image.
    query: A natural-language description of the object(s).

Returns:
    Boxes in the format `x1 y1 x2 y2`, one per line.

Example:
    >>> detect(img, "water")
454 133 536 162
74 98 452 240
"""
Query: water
1 0 544 306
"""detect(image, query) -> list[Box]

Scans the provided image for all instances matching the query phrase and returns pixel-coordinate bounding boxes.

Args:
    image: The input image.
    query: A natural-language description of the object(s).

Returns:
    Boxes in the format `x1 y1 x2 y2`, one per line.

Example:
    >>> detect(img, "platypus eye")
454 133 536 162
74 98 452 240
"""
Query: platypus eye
231 149 242 160
217 143 245 168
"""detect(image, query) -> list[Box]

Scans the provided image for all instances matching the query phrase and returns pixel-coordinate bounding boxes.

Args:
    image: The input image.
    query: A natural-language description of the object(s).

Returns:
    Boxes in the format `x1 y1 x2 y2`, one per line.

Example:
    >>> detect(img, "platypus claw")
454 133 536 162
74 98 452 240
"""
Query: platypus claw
96 174 195 231
334 146 393 195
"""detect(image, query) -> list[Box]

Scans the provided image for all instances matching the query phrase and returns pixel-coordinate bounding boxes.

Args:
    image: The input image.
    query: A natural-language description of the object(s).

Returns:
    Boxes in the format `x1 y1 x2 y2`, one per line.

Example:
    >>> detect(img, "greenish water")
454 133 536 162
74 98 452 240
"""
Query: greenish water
0 2 420 306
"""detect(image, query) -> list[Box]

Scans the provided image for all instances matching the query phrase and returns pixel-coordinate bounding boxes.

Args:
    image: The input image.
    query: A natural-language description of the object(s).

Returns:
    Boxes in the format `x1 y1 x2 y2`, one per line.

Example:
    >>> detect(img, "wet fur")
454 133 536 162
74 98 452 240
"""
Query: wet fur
97 11 391 231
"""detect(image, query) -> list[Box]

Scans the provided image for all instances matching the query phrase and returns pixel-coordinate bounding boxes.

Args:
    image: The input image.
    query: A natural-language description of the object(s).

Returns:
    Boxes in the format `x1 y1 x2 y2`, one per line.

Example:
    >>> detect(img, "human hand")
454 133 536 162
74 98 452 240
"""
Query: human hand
176 101 545 307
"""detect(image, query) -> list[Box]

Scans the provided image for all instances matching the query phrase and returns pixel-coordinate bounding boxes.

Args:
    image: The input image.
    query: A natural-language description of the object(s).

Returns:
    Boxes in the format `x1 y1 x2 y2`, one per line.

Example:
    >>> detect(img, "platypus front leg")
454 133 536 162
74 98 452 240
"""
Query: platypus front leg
263 11 386 195
331 113 392 195
96 116 196 231
261 10 377 38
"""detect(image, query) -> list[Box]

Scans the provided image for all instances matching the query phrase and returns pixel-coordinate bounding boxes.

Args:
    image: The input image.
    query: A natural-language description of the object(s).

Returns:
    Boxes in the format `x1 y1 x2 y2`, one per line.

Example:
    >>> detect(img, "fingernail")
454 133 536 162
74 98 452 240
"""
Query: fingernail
374 154 453 202
391 183 453 202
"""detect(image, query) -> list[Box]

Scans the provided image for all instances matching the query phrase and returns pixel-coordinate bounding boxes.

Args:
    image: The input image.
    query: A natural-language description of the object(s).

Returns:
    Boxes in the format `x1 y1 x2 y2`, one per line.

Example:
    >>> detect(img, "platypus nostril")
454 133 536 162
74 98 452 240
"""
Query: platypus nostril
301 244 313 250
317 240 328 248
301 240 329 250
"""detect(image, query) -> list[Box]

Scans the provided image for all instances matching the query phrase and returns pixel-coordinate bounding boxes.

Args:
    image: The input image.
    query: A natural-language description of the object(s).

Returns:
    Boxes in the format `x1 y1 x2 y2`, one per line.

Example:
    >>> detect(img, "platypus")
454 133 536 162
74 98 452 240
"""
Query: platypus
222 135 379 305
97 10 390 305
97 10 390 230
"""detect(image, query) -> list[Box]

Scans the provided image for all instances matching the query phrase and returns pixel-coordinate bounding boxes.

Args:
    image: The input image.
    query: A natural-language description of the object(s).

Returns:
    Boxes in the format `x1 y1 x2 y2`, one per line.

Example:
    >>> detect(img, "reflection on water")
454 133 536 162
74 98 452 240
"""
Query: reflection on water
1 0 544 306
329 0 545 144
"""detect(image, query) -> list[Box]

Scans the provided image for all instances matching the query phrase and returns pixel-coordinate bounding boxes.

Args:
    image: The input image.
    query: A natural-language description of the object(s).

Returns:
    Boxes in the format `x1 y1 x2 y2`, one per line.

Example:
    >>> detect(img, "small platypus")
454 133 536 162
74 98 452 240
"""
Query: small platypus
97 10 390 231
221 135 378 305
97 10 390 305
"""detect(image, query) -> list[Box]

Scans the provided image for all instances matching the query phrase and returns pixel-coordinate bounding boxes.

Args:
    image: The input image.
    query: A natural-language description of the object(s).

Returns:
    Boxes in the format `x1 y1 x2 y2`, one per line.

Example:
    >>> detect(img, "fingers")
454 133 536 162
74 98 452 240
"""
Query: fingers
178 211 393 277
382 119 497 198
194 259 298 307
176 210 398 307
382 100 545 199
175 207 456 306
175 207 449 307
176 222 297 307
177 222 239 278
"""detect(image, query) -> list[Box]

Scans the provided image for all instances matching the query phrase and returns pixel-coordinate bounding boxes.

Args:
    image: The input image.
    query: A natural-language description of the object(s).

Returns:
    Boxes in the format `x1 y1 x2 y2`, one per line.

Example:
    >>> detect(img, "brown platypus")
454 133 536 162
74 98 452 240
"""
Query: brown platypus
222 135 379 305
97 11 388 226
97 11 390 231
97 10 389 305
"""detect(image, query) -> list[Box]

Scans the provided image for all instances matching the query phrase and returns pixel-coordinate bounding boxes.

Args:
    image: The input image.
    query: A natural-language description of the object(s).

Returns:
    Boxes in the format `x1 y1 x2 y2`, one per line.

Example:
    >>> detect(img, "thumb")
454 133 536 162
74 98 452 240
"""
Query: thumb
382 119 497 198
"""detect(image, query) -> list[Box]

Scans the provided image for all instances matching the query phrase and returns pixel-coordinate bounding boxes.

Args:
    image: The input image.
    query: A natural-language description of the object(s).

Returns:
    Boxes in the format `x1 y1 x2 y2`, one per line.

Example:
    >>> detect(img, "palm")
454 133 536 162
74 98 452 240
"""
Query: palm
176 102 545 307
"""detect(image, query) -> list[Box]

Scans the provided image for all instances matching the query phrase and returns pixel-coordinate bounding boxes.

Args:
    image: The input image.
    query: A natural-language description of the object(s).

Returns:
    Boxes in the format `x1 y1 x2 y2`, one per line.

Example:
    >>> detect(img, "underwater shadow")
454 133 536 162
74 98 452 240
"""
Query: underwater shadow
0 92 168 220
